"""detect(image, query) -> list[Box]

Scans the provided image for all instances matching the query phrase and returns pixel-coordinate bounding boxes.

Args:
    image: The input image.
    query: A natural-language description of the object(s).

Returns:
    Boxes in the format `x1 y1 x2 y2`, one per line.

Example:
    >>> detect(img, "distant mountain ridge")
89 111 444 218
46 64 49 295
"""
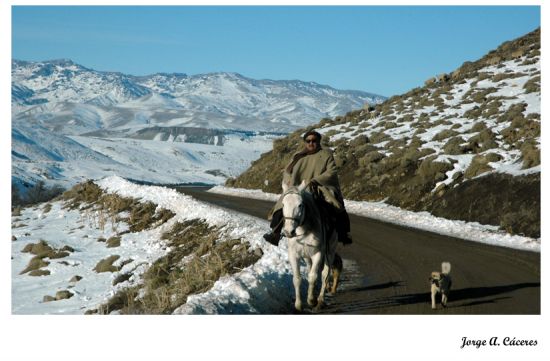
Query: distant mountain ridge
12 59 386 134
12 58 385 192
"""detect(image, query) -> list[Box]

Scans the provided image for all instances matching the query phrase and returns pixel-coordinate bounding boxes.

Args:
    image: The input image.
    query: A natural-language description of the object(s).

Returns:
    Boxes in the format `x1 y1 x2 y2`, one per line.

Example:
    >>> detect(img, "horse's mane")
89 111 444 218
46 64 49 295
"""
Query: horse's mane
297 188 322 233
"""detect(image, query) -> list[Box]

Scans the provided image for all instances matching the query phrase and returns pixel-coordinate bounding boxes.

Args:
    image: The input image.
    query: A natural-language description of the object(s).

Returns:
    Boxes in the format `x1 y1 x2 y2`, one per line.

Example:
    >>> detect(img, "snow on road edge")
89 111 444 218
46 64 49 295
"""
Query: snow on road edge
97 176 296 314
208 185 540 253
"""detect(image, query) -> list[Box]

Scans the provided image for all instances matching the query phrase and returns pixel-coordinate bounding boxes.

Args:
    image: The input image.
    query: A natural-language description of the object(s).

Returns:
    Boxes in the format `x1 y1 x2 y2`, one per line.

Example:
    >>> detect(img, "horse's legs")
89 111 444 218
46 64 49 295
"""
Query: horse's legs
307 252 322 307
305 257 312 275
317 263 330 308
289 255 302 311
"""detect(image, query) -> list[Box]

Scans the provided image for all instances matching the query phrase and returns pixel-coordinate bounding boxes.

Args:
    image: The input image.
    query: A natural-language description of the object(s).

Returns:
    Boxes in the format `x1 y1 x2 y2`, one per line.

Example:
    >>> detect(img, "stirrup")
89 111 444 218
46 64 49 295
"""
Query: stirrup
263 232 281 246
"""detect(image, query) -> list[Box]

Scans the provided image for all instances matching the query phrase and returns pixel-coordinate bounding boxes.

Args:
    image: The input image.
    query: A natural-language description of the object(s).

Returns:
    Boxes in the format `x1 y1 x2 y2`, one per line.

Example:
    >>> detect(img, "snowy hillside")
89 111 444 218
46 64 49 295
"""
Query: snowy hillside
12 121 275 191
12 59 385 134
11 176 295 314
229 28 541 238
12 58 385 192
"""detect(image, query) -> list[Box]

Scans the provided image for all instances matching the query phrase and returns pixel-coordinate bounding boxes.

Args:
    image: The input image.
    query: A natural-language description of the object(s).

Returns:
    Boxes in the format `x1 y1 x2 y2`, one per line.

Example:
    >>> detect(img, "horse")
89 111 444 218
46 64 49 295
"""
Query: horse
281 180 340 311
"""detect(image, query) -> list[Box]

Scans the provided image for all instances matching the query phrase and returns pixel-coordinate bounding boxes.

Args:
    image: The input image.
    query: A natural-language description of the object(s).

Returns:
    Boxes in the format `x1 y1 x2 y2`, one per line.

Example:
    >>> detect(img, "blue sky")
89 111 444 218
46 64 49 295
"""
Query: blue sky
12 6 540 96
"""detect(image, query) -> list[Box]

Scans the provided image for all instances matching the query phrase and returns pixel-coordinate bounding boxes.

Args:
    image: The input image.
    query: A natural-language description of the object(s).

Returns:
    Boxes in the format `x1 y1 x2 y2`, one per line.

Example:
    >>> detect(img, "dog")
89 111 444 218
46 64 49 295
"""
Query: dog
327 253 343 295
429 262 452 309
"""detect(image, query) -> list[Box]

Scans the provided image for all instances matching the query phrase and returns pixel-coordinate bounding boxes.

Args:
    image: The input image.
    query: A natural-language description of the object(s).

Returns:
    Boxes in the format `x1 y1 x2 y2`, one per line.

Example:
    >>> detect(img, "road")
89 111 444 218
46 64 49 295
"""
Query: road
174 186 540 314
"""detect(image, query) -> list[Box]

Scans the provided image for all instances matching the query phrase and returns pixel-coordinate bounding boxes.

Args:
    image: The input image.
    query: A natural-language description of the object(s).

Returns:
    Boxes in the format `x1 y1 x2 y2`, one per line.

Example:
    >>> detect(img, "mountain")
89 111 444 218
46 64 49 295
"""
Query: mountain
228 28 541 238
12 59 385 134
12 59 385 193
11 59 385 192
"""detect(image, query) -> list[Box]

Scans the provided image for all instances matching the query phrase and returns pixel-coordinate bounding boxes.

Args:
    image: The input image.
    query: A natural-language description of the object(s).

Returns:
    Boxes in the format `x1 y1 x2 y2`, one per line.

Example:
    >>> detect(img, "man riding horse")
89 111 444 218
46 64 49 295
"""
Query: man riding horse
263 130 352 246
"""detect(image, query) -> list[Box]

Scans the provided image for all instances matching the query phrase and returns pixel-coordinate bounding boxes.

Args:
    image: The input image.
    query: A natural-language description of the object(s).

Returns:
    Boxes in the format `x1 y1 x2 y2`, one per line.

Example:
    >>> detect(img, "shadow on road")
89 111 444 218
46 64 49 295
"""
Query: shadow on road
324 282 540 314
346 281 403 293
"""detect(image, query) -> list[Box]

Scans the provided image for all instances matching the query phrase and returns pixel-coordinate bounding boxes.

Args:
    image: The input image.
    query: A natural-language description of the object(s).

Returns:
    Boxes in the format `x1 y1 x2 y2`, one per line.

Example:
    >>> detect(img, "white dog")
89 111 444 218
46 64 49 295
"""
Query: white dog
429 262 452 309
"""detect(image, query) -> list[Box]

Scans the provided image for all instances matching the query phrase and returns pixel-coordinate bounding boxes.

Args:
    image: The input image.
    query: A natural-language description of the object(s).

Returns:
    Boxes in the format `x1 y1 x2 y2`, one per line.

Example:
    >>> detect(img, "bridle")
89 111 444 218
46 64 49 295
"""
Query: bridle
282 189 306 229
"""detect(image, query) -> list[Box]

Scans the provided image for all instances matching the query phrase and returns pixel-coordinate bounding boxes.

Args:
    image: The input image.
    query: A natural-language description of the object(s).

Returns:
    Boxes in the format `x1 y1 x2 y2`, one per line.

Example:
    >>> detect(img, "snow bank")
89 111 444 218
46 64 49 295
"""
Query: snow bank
208 185 540 252
12 176 298 314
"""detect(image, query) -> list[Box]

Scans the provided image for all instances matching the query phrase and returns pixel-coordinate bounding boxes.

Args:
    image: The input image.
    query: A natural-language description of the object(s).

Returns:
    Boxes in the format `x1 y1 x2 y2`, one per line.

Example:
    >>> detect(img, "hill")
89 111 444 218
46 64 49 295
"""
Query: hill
12 59 385 193
228 28 541 238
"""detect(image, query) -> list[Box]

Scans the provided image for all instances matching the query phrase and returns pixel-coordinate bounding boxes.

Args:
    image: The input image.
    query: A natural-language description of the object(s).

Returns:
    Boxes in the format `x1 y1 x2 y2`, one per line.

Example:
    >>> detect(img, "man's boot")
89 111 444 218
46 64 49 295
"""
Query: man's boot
336 210 352 245
263 209 283 246
263 232 281 246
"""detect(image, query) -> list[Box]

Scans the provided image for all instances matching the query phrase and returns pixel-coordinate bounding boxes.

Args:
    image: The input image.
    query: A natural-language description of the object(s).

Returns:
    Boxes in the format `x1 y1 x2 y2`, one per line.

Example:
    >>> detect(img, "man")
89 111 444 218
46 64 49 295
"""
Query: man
263 130 352 246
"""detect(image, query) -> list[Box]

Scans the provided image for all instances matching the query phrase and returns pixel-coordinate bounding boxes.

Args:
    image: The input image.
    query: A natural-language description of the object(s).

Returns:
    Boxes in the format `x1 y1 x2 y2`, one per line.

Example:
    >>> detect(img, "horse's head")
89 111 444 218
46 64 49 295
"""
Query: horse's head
281 180 308 238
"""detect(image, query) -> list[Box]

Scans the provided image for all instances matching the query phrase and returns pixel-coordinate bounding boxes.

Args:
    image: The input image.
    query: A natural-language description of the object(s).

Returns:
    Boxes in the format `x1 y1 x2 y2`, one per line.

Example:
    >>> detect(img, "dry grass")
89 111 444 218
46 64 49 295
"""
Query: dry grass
90 219 262 315
62 181 175 233
62 180 104 210
12 206 22 217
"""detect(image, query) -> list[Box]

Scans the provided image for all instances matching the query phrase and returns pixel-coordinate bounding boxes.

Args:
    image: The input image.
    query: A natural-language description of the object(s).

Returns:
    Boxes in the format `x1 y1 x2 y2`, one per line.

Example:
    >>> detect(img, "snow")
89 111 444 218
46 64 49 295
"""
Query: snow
11 176 299 315
16 173 523 316
208 185 540 252
318 55 541 184
12 125 275 191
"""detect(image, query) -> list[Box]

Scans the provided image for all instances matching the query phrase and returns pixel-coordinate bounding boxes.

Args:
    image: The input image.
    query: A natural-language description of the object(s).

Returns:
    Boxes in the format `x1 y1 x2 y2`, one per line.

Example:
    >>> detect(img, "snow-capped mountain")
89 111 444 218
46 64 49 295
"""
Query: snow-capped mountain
12 59 385 134
12 59 385 192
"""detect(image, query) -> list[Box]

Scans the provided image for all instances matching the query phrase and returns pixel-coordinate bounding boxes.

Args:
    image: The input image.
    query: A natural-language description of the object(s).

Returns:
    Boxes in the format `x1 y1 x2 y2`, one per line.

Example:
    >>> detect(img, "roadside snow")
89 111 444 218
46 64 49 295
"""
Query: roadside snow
11 175 539 316
11 176 297 315
208 185 540 252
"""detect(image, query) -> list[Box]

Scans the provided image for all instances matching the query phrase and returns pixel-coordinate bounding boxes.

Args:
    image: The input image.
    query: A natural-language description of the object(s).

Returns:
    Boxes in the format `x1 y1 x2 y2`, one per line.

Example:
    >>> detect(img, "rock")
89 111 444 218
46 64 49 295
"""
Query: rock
50 251 70 259
55 290 73 300
106 236 121 248
29 269 51 277
20 257 50 275
43 295 56 303
93 255 121 273
69 275 83 283
253 247 264 258
61 245 75 252
12 235 17 241
21 240 53 256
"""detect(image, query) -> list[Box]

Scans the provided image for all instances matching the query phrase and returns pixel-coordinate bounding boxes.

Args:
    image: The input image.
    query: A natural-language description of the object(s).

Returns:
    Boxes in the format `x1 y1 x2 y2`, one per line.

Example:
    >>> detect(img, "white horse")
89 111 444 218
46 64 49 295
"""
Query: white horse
281 180 339 311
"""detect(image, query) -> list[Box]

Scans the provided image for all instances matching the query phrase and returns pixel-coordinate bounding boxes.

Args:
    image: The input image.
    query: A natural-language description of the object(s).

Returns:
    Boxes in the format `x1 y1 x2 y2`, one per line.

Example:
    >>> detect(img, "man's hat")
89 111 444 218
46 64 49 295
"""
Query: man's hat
302 130 322 142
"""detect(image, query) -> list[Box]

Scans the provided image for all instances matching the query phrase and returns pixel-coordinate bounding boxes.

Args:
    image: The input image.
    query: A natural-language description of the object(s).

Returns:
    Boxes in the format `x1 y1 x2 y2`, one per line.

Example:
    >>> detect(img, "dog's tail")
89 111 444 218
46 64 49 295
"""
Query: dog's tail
441 262 451 274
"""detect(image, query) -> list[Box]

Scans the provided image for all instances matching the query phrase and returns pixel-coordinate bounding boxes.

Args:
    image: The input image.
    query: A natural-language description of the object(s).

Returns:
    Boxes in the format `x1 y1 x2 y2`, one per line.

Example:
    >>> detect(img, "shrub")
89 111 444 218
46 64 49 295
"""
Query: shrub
432 129 459 142
464 155 493 178
14 181 65 207
443 136 467 155
468 129 498 152
523 76 540 94
359 151 385 167
520 142 540 169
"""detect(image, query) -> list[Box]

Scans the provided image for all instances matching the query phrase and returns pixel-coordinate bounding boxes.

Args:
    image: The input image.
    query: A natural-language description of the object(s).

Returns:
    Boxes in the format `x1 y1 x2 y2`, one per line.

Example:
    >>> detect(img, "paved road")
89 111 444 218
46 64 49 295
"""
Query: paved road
175 186 540 314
